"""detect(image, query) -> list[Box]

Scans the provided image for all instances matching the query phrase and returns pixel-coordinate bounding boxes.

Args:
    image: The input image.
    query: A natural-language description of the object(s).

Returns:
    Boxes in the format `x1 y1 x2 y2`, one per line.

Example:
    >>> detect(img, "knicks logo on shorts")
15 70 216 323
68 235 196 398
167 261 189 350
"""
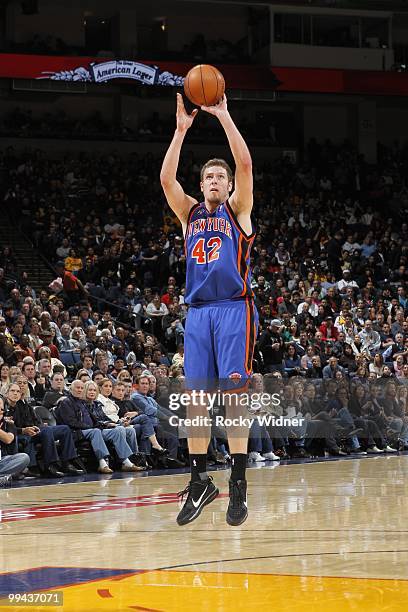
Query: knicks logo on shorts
229 372 242 384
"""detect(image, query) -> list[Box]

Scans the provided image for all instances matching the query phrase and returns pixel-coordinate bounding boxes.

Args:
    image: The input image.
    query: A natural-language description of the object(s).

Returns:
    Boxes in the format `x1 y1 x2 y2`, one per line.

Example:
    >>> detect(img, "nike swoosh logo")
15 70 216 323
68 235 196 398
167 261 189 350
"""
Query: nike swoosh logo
192 486 209 508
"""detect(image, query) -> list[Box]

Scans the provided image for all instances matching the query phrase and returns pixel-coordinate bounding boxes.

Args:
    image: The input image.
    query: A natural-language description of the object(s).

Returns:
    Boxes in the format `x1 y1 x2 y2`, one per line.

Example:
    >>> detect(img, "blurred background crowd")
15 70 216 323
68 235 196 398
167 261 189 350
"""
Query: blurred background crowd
1 136 408 482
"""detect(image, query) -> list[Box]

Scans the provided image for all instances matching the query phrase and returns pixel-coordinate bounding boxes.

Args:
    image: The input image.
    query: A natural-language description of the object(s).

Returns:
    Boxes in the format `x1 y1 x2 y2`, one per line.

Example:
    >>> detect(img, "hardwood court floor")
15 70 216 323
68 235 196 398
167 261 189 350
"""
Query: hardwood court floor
1 455 408 611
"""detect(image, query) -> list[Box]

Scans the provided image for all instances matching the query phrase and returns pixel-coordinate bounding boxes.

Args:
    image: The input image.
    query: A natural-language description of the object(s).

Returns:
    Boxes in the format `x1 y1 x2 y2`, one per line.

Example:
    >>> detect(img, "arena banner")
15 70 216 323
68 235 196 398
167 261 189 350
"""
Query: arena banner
38 59 185 86
0 54 186 86
1 53 408 96
0 53 279 90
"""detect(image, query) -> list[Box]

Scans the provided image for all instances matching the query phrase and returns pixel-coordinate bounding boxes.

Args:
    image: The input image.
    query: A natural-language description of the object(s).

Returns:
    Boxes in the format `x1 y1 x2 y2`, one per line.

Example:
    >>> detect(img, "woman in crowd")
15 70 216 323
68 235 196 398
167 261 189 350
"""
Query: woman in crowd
0 364 11 395
27 320 42 352
95 378 140 455
393 354 405 378
284 344 302 377
369 353 385 378
83 380 143 472
338 343 355 371
300 345 315 372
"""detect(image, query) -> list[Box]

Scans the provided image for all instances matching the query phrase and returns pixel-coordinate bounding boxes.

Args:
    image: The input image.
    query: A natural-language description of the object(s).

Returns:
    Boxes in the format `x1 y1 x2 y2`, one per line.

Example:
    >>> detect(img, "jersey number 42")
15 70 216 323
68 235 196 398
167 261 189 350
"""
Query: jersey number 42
191 237 222 265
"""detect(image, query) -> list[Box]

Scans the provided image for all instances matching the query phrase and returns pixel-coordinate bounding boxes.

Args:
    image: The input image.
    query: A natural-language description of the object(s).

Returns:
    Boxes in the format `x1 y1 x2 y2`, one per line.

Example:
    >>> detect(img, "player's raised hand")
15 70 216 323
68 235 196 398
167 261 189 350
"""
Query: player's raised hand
201 95 228 119
176 93 198 132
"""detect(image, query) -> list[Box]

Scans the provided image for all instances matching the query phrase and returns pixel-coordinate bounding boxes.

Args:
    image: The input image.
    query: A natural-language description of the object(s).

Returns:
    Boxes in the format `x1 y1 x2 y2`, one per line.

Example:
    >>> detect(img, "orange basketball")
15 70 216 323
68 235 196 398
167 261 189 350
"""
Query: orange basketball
184 64 225 107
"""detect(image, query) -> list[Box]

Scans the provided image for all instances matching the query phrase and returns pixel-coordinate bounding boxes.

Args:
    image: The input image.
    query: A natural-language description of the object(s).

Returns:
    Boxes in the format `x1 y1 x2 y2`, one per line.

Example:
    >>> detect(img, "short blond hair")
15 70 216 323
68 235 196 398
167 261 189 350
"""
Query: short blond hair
200 158 233 182
76 368 90 380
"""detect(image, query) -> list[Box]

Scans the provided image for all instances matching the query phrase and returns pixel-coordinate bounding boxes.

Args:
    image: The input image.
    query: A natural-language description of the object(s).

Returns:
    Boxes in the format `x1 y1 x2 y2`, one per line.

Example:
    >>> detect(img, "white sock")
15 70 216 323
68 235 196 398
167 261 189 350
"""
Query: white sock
122 458 133 467
99 458 108 468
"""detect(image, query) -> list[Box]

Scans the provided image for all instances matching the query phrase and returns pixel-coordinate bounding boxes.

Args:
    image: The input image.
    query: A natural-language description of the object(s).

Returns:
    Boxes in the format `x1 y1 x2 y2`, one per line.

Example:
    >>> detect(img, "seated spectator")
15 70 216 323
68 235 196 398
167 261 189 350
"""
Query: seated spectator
42 371 67 409
398 363 408 385
383 333 407 363
28 320 43 352
37 350 66 378
337 269 359 294
393 355 405 378
300 345 315 372
323 356 345 379
369 353 385 378
115 378 170 460
84 380 143 472
37 330 59 359
172 344 184 369
0 395 30 486
349 384 396 453
22 360 45 401
359 320 381 356
14 335 35 361
284 344 301 377
56 379 136 474
0 332 17 366
130 374 179 459
0 363 11 395
327 388 366 454
146 295 169 339
319 316 339 342
336 341 353 369
3 381 84 477
95 377 141 455
58 324 77 352
70 327 87 350
76 369 91 383
305 355 323 379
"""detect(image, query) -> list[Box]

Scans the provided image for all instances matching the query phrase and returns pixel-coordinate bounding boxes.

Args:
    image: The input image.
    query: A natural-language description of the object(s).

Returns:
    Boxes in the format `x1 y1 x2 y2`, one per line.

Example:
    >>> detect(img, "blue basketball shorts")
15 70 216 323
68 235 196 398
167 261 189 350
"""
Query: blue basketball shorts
184 298 259 391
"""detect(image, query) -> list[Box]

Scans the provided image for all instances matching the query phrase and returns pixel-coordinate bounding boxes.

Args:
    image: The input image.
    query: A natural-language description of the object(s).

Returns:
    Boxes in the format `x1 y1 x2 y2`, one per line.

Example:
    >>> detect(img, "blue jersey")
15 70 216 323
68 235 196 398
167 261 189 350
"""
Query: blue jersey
184 200 255 305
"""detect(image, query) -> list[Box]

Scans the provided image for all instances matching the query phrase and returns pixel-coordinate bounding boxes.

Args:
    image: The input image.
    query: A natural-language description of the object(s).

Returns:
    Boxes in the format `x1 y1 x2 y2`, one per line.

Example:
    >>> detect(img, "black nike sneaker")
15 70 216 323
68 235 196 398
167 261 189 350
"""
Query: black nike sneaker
0 474 12 488
176 476 219 526
226 479 248 526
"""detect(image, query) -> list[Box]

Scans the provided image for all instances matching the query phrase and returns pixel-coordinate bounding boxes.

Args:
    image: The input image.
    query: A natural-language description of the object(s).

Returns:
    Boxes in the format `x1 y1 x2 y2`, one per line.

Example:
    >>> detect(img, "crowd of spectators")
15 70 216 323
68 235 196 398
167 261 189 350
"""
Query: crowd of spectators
1 136 408 484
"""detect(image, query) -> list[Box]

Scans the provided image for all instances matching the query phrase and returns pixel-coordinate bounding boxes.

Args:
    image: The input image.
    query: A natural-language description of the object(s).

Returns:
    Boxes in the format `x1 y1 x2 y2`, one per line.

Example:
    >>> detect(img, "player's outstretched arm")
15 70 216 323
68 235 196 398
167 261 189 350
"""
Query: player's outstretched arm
201 95 253 216
160 93 199 228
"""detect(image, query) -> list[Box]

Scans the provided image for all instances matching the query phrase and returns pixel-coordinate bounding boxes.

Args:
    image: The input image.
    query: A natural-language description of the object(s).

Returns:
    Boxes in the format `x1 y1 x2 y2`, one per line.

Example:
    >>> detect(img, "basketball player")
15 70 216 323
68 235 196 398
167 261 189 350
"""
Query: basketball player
160 93 257 526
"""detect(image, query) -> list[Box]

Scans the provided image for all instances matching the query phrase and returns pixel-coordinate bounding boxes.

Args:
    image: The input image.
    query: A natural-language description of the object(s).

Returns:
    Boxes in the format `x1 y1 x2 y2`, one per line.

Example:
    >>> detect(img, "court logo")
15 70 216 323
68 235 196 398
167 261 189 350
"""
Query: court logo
0 493 187 523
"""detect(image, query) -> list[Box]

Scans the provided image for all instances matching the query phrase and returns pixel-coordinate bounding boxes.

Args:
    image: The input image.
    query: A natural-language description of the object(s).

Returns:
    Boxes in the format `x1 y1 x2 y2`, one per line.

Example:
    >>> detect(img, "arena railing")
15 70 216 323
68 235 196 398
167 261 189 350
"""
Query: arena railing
82 293 154 335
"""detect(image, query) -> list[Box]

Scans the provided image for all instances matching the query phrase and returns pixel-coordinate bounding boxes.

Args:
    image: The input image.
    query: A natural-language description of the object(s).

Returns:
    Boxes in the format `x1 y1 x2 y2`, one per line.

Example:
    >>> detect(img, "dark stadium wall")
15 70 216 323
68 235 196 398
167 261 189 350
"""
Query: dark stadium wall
270 44 393 71
3 90 408 151
0 136 292 163
11 3 85 47
377 106 408 145
303 105 353 145
0 96 114 122
10 0 249 56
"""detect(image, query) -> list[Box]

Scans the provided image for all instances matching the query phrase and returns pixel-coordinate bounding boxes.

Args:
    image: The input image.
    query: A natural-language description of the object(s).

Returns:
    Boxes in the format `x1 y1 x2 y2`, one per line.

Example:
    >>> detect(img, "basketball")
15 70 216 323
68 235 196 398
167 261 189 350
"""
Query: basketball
184 64 225 106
